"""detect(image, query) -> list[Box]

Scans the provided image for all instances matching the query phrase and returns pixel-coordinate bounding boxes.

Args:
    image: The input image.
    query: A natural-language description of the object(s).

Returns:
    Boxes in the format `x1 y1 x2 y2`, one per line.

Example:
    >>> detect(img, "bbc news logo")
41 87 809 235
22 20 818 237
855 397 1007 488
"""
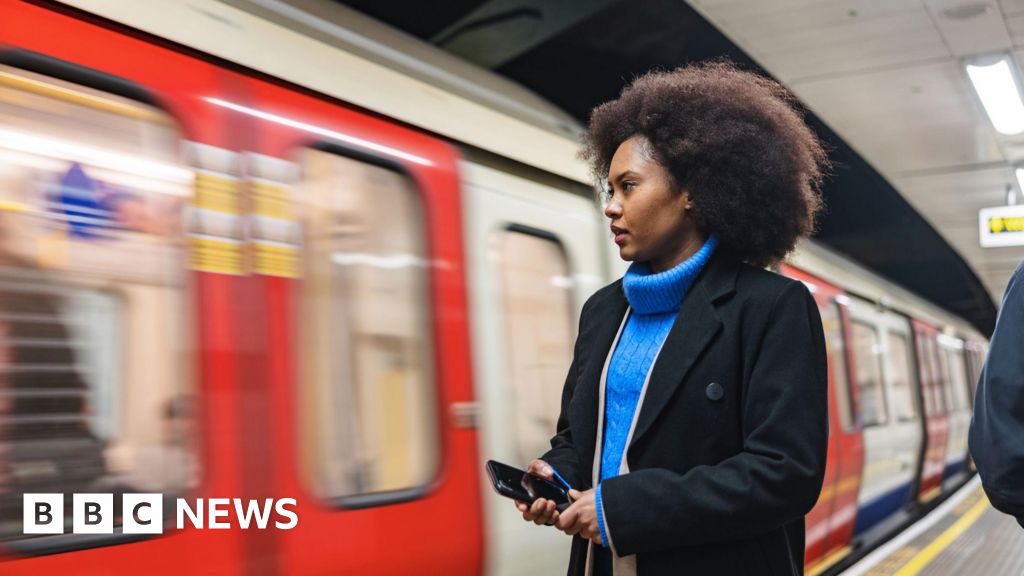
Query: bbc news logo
24 494 298 534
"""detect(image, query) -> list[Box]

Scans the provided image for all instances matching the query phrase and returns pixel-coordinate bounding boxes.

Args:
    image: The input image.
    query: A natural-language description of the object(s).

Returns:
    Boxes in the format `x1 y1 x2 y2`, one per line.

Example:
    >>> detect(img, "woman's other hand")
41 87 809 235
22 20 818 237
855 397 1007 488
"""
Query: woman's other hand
515 459 560 525
555 489 603 545
526 458 556 481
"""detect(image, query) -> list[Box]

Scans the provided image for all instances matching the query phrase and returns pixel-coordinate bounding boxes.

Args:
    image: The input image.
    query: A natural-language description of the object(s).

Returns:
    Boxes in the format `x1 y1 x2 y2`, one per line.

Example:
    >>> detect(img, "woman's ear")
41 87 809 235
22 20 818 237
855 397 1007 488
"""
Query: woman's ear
681 189 694 211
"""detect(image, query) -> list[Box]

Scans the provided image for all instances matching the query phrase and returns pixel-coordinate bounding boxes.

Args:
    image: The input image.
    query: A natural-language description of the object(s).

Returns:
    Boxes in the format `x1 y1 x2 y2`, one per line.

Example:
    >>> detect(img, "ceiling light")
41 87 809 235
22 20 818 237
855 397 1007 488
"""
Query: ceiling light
966 56 1024 135
943 3 991 21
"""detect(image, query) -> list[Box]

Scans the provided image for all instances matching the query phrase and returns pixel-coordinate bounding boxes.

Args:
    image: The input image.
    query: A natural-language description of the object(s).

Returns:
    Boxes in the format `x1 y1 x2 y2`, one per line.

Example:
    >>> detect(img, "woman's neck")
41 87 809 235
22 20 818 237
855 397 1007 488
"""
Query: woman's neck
624 235 718 315
649 231 708 273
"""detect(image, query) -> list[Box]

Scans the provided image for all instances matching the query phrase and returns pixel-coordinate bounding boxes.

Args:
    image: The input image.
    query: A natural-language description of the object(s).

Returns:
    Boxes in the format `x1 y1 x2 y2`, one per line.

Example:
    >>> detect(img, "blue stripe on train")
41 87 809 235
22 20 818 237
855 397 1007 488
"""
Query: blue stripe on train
943 457 967 480
853 482 913 536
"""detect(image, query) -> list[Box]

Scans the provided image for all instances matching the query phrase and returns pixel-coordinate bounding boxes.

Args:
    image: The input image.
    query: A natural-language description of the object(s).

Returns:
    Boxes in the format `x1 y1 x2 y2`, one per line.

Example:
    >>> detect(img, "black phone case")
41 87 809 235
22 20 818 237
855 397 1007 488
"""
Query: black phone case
485 460 571 512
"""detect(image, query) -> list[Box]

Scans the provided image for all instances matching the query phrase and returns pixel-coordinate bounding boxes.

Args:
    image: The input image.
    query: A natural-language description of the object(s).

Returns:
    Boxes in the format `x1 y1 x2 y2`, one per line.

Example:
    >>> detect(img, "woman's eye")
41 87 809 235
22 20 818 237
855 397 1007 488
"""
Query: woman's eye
622 181 636 191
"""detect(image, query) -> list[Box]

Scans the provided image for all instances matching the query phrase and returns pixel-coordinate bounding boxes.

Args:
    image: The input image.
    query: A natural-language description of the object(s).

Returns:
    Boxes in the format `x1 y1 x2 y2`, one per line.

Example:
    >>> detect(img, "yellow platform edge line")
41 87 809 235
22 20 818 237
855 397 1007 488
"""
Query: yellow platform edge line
807 545 852 576
893 494 990 576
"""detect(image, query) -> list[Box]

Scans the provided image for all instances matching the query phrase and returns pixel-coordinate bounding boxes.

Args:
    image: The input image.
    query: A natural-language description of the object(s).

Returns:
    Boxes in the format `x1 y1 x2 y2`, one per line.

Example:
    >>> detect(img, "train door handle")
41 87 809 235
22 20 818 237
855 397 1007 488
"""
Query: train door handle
450 402 479 429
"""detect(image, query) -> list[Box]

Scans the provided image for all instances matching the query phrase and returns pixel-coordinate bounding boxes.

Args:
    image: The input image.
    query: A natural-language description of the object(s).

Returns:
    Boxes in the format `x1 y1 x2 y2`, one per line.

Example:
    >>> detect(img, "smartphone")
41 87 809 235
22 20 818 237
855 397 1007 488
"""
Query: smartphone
485 460 572 511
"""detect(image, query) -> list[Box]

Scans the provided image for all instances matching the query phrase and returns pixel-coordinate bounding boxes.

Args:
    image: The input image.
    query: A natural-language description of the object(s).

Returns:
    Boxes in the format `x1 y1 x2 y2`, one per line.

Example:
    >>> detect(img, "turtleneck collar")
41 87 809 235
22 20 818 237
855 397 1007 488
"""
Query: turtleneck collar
623 235 719 315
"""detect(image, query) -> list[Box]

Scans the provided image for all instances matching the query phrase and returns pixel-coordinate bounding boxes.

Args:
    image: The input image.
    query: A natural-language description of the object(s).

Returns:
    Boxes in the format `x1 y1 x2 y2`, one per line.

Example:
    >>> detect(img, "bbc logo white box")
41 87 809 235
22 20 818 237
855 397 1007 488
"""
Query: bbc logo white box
23 494 64 534
73 493 113 534
123 494 163 534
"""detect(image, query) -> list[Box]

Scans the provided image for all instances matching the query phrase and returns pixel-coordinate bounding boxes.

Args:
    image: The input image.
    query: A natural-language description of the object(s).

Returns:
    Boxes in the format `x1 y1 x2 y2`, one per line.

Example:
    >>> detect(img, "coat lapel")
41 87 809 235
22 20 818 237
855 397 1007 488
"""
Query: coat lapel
571 280 628 472
628 250 739 450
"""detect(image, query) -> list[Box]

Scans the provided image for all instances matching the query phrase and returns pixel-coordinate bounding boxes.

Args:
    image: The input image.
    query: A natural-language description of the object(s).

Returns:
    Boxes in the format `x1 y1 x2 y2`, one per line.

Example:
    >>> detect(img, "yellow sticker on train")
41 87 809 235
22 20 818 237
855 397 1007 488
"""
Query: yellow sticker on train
190 236 245 275
251 180 293 220
193 172 241 215
252 241 299 278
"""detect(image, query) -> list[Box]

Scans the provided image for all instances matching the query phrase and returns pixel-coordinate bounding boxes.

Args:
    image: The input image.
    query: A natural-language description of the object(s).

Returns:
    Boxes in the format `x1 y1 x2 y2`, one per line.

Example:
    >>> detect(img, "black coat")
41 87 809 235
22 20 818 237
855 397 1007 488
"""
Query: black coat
969 261 1024 528
540 249 828 575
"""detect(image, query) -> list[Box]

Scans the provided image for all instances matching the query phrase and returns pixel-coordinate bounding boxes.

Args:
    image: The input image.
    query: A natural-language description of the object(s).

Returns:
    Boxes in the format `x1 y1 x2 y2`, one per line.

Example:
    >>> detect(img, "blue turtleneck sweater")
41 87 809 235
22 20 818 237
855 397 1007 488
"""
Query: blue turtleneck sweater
595 235 718 549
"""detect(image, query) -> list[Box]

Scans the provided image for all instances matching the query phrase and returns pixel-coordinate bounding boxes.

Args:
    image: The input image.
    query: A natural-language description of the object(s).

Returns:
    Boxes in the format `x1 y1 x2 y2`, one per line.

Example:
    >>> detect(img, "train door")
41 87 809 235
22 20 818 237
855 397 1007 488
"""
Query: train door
846 298 921 537
234 75 483 575
461 160 605 576
0 3 252 574
878 313 924 497
911 321 948 503
782 266 863 575
937 335 971 481
964 340 987 402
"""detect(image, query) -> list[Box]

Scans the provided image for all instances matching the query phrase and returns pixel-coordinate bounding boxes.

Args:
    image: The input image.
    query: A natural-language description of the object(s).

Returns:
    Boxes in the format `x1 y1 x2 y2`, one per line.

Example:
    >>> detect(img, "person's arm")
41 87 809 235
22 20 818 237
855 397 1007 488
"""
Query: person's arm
970 262 1024 526
598 280 828 555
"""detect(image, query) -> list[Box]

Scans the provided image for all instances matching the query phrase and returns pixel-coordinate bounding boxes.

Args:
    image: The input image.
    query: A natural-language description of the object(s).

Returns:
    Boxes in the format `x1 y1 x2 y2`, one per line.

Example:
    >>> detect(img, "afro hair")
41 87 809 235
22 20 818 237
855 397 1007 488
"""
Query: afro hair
582 61 829 267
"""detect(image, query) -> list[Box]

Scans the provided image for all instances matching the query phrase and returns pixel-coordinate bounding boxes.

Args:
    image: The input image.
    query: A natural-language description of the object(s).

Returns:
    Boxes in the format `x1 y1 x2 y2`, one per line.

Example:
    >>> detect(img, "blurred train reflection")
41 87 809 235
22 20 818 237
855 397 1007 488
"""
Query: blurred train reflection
0 68 193 541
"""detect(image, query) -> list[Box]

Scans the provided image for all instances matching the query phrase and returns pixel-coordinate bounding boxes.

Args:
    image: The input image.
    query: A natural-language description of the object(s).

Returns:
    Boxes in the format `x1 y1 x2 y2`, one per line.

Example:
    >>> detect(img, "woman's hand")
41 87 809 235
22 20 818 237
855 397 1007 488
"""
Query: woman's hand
515 459 560 526
555 488 603 545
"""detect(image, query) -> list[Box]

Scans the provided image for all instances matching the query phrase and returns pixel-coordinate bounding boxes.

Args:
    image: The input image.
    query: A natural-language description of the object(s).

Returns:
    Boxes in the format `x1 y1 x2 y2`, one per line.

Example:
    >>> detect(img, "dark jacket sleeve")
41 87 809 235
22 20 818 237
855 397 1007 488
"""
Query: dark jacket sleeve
600 280 829 554
970 262 1024 526
538 297 591 491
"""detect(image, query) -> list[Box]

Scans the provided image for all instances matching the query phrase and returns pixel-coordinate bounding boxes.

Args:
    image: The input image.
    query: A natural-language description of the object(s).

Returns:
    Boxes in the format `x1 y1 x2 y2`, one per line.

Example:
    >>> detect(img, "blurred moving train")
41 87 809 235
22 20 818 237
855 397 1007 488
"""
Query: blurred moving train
0 1 988 575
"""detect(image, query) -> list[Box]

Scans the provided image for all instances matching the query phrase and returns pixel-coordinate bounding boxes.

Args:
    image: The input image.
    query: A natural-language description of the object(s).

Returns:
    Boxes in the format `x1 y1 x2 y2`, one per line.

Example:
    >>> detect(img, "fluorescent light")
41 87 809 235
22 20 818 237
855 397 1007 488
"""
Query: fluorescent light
966 57 1024 135
204 97 434 167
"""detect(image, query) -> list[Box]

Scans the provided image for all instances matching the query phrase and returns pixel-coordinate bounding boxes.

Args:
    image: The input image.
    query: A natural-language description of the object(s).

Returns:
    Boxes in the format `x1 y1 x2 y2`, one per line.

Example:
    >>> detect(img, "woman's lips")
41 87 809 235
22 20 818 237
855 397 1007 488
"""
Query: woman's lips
611 226 627 244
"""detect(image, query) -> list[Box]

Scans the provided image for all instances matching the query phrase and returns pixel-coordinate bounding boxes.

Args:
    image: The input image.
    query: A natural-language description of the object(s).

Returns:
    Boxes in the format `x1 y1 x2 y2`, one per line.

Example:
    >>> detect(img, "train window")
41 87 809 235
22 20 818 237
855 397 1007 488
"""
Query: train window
0 66 196 543
851 321 888 427
978 346 989 396
933 338 948 414
932 337 951 414
919 334 944 416
886 331 917 421
498 229 573 465
974 347 986 396
297 148 438 503
964 348 977 397
965 345 984 400
820 300 854 431
927 337 946 415
914 335 933 416
943 342 971 412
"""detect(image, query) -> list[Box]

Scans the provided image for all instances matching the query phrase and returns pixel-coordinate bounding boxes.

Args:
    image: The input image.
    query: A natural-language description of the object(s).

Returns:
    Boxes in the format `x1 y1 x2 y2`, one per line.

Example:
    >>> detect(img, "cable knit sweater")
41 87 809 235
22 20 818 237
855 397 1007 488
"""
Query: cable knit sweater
595 235 718 550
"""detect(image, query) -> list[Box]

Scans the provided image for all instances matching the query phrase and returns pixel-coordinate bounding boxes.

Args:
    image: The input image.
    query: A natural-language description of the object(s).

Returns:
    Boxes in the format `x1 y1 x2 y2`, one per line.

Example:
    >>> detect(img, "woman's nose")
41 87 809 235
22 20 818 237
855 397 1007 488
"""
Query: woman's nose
604 199 622 218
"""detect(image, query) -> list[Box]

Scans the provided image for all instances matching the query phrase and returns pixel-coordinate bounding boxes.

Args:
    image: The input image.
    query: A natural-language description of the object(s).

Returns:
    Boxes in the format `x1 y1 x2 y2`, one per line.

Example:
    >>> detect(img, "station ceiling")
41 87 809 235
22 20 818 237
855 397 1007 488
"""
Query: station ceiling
336 0 1007 335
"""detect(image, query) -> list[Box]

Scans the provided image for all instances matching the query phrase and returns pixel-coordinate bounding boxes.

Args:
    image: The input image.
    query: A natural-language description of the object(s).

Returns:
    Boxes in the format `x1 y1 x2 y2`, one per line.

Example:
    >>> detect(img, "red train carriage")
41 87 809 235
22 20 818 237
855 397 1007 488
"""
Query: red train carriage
1 2 482 574
782 265 863 576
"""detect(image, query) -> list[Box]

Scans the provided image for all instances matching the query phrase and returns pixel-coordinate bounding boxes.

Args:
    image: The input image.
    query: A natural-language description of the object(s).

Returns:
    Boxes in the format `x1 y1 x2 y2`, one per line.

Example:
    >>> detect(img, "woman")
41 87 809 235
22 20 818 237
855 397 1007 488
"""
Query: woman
516 62 830 575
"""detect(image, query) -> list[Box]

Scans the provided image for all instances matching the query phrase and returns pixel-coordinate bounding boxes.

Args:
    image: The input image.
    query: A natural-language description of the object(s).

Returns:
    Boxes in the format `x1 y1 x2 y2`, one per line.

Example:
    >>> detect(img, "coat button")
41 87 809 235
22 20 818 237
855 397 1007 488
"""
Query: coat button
705 382 724 401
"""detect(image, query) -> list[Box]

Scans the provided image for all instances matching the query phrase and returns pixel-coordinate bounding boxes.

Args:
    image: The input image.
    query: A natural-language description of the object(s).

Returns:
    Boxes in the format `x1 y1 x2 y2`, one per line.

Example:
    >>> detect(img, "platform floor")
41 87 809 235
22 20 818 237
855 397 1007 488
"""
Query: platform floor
843 476 1024 575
